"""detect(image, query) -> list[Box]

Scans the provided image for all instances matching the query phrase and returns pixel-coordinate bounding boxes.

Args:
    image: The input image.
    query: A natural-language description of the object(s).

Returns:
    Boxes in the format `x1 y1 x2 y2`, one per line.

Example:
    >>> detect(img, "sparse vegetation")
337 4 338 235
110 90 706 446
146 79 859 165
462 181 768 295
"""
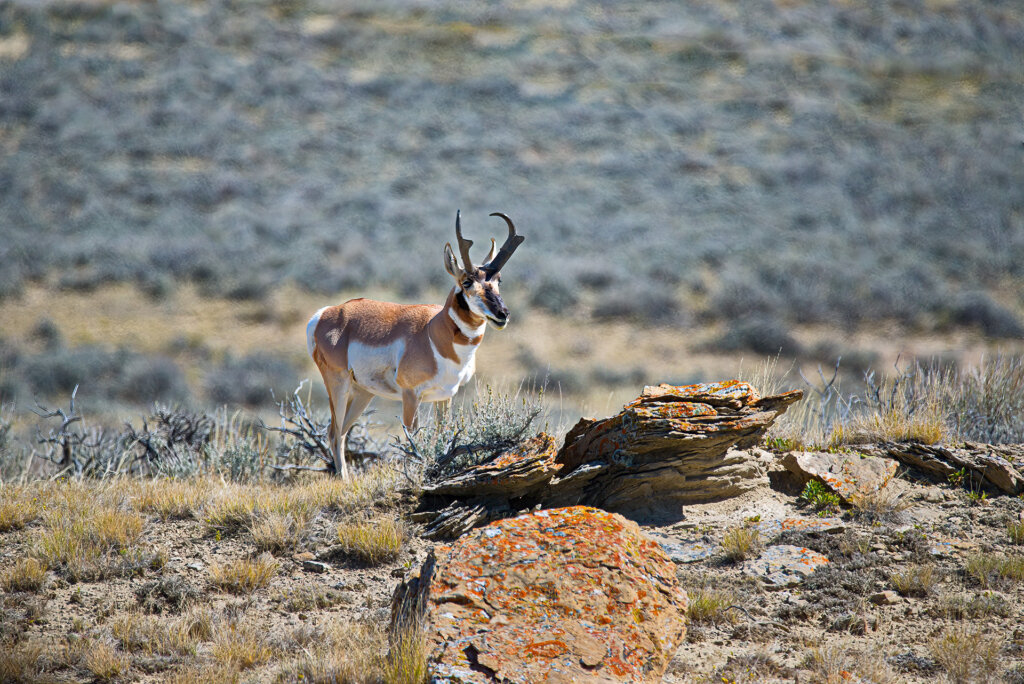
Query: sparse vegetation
848 484 911 522
889 564 939 598
1008 520 1024 545
721 525 761 562
799 480 842 516
336 516 409 566
402 384 544 483
209 553 280 594
929 626 1003 684
964 553 1024 589
1 558 47 593
686 586 741 626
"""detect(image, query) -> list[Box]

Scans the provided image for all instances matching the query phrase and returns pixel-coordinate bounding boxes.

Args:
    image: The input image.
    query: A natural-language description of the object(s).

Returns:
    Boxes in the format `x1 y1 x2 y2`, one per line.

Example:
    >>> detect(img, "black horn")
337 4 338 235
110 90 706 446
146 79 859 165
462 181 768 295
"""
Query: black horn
483 212 525 278
455 210 474 273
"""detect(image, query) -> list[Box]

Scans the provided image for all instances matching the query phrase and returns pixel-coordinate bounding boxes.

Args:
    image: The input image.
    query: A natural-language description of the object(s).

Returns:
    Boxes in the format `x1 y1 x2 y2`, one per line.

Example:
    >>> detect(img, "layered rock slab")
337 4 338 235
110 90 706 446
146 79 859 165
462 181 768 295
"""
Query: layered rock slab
412 381 803 538
861 442 1024 495
392 506 687 683
554 381 803 514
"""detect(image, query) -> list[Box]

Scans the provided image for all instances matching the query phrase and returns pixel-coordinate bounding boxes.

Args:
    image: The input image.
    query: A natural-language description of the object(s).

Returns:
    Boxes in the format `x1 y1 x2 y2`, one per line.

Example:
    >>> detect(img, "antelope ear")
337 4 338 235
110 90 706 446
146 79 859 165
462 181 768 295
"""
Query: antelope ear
482 238 497 267
443 243 463 278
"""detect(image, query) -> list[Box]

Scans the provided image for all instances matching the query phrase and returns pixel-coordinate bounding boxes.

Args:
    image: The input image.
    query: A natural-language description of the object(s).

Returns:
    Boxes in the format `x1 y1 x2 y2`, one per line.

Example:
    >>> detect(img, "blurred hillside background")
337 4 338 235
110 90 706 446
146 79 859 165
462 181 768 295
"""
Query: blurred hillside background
0 0 1022 425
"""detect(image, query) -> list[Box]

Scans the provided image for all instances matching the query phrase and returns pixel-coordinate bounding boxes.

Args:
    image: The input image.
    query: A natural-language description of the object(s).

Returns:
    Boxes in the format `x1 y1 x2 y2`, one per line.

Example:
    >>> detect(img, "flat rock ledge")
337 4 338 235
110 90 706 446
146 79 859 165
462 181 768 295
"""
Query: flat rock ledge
860 442 1024 495
391 506 687 684
412 381 802 539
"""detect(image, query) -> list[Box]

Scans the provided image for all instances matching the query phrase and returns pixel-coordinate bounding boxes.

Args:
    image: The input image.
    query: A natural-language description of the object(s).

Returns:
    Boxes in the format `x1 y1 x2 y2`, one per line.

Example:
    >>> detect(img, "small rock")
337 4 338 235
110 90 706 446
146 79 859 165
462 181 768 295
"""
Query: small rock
186 562 204 572
869 590 900 605
303 560 329 573
293 552 316 562
648 534 721 564
742 545 829 587
391 567 407 578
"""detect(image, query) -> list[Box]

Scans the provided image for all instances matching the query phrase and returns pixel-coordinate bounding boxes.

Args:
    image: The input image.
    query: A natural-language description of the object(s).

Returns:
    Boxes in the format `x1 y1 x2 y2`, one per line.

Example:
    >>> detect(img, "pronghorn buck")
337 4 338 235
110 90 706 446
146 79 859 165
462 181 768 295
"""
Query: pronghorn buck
306 211 525 478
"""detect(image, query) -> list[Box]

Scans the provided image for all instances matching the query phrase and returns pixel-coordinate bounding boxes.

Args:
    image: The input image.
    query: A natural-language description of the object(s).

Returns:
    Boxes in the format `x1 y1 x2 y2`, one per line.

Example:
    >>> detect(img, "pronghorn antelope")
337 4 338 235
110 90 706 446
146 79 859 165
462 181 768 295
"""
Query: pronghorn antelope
306 211 525 478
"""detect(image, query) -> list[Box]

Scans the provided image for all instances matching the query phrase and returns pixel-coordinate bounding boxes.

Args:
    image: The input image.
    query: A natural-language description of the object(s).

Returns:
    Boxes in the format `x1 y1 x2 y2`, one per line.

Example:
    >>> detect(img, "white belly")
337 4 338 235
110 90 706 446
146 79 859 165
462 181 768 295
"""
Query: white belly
347 339 404 399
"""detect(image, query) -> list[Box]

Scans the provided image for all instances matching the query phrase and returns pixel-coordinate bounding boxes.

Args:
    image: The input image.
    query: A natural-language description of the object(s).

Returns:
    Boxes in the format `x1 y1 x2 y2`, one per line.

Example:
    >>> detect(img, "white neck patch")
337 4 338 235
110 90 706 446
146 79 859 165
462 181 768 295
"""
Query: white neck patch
449 292 487 340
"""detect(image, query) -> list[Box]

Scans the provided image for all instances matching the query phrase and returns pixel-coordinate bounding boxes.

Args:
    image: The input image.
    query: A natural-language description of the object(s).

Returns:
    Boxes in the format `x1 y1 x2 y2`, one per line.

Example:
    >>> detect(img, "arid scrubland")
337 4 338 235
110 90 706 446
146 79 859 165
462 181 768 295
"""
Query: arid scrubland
1 0 1024 680
1 357 1024 681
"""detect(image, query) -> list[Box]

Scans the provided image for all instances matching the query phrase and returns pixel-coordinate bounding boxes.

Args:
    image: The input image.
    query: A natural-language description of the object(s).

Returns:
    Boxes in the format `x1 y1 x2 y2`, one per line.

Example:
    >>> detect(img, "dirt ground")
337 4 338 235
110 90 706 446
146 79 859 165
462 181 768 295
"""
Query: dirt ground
2 460 1024 683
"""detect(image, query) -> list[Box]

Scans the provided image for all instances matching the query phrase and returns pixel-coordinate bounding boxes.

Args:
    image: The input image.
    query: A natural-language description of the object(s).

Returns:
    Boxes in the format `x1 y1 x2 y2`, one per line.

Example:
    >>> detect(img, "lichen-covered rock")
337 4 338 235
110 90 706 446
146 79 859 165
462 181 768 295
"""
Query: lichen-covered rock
742 544 830 587
411 382 803 538
392 507 687 683
780 451 899 503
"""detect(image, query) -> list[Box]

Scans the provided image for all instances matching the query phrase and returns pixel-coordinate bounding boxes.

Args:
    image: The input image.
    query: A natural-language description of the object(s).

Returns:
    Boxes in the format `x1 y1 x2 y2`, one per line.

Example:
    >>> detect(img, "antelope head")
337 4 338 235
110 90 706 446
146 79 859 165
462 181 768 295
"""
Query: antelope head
443 211 525 330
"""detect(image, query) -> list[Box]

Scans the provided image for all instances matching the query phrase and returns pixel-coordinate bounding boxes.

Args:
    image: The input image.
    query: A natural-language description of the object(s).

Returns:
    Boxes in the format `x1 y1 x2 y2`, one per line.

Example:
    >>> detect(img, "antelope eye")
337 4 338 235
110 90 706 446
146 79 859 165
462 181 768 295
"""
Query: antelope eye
461 280 473 289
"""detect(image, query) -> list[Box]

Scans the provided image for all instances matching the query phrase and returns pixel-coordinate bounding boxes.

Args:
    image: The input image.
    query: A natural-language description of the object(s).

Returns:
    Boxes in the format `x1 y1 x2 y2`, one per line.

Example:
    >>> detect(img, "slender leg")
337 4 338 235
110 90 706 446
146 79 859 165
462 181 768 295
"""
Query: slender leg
321 371 353 479
401 389 421 431
341 387 374 439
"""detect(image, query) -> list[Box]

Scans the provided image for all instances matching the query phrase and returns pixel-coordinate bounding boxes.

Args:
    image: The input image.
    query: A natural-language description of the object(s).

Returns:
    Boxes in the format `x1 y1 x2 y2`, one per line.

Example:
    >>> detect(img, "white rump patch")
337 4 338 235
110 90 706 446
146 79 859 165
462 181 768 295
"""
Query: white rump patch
306 306 330 357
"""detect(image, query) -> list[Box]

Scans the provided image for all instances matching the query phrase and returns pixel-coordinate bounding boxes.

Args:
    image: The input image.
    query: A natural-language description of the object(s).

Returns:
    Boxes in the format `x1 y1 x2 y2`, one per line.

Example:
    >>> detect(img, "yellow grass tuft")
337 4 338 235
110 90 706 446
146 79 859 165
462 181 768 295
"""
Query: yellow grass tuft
277 621 387 684
110 611 200 656
249 510 311 556
81 639 129 682
384 615 430 684
210 619 278 670
0 489 40 532
721 524 761 562
209 553 280 594
1 557 48 593
889 564 939 597
848 484 911 521
201 487 261 535
336 515 409 566
135 478 212 521
929 626 1002 683
0 640 46 683
686 586 741 625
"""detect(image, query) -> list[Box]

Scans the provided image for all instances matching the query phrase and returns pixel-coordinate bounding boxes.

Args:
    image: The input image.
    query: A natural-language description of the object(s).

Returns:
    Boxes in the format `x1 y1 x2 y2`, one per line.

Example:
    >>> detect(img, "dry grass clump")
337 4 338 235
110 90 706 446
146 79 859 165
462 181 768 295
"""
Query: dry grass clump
249 510 314 556
209 553 280 594
1 557 48 593
0 639 46 683
0 490 40 532
201 486 261 536
272 584 348 613
805 642 899 684
336 515 409 566
1008 520 1024 545
111 611 204 656
829 398 946 447
135 478 212 521
210 619 278 670
928 626 1002 683
383 615 430 684
848 484 911 521
686 586 741 626
964 553 1024 589
80 639 130 682
930 591 1012 620
32 504 146 580
277 621 386 683
721 524 761 562
889 564 939 597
